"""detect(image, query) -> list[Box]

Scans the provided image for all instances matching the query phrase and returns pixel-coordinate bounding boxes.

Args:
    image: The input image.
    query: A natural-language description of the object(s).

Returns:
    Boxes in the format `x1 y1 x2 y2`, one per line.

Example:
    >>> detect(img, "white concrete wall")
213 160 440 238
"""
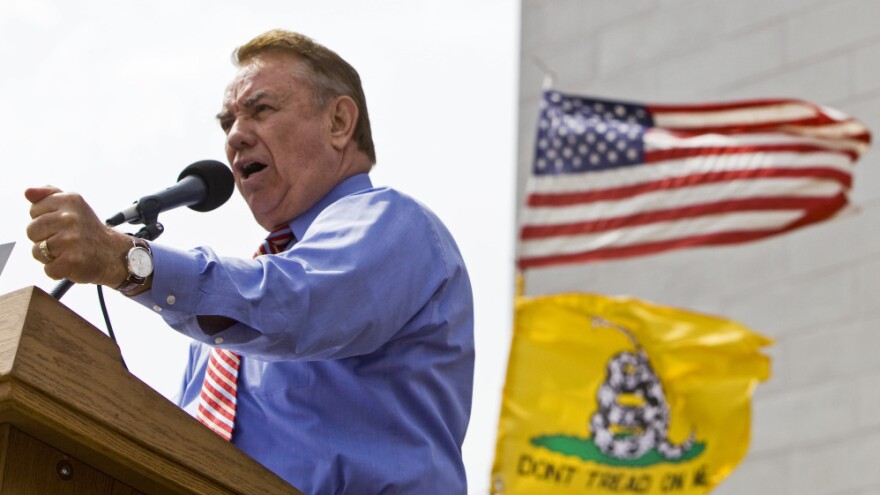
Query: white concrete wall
518 1 880 493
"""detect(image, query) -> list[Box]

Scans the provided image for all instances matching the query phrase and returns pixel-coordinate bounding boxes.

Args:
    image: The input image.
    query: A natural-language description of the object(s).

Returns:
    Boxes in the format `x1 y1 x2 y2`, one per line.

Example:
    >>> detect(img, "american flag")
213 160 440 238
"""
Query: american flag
518 90 871 269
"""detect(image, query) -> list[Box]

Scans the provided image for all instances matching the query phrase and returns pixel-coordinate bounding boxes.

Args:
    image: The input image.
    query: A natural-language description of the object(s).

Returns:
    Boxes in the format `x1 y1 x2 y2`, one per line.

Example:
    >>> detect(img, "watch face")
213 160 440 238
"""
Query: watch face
129 247 153 278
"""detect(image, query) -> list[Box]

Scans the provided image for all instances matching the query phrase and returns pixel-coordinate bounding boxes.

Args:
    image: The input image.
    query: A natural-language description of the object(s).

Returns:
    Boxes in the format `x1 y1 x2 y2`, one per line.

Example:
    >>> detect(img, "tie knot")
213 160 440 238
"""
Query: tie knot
255 226 295 257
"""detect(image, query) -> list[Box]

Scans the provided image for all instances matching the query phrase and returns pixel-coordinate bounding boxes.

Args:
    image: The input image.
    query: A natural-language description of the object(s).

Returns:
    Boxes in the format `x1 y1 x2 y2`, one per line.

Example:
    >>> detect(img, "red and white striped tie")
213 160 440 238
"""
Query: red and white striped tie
196 226 295 440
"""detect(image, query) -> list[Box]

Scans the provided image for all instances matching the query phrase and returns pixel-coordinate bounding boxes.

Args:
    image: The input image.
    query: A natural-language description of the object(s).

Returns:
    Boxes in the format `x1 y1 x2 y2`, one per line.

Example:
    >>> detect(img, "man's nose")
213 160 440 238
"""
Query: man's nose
227 119 255 150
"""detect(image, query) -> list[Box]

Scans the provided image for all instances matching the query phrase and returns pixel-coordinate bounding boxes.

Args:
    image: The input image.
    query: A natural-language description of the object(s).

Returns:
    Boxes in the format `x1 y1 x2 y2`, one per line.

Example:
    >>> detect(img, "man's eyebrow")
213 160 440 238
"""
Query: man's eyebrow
216 91 278 121
243 91 276 107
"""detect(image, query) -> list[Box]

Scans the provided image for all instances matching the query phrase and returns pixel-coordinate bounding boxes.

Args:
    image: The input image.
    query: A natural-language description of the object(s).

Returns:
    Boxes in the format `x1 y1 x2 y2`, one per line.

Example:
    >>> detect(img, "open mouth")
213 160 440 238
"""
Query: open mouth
242 162 268 179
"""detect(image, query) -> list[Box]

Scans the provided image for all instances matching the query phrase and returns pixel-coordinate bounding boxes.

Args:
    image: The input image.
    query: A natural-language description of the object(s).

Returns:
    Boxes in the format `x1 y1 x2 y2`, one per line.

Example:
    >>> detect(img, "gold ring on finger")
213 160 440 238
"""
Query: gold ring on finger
39 240 56 262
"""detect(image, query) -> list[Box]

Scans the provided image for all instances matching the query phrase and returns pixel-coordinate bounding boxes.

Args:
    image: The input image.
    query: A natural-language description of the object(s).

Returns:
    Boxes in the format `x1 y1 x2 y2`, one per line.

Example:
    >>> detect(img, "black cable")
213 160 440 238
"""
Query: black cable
97 285 128 371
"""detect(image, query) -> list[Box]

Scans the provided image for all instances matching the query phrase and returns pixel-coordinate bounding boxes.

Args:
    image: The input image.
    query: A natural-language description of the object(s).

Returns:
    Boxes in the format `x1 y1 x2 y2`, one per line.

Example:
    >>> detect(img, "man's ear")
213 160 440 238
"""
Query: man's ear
328 96 359 151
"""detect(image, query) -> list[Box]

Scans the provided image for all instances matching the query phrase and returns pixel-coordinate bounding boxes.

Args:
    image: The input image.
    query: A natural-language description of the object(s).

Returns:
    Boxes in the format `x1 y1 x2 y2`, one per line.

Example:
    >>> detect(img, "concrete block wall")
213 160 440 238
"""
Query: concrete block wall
518 1 880 493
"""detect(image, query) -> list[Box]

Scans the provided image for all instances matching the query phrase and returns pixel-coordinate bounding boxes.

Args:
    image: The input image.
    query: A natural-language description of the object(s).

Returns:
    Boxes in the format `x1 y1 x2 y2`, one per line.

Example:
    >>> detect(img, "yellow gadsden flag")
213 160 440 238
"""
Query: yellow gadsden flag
491 293 771 495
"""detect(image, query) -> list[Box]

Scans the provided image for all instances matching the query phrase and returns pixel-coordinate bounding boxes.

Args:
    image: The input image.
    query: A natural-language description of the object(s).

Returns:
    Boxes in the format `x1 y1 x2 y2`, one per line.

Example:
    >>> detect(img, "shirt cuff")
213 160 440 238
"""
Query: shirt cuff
132 241 201 316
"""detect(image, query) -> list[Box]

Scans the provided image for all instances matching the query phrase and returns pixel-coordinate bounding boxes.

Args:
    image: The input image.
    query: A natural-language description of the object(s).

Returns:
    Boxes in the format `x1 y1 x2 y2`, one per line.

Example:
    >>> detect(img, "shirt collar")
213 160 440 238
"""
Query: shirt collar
288 173 373 241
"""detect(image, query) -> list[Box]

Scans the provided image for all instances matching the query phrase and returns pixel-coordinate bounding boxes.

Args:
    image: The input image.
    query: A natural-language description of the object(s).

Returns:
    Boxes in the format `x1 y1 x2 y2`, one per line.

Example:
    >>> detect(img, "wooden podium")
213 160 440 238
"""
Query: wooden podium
0 287 301 494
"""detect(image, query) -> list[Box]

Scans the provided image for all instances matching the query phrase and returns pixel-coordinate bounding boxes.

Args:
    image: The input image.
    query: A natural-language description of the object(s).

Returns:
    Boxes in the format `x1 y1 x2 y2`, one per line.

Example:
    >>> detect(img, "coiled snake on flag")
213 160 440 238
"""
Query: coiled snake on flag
589 318 693 460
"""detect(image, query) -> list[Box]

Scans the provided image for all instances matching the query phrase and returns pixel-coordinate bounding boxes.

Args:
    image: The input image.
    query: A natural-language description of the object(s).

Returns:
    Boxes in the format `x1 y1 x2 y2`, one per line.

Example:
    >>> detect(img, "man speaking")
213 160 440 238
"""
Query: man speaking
25 29 474 494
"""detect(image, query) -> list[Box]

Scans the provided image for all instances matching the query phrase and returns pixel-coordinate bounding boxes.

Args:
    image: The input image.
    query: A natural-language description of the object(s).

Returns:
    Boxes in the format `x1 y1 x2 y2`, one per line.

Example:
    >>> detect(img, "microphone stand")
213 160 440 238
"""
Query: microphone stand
48 159 232 300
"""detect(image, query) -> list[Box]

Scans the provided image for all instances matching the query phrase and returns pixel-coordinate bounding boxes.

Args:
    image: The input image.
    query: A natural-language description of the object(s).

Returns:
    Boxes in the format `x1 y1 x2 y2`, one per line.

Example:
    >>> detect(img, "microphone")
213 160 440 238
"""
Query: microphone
51 160 234 301
105 160 235 227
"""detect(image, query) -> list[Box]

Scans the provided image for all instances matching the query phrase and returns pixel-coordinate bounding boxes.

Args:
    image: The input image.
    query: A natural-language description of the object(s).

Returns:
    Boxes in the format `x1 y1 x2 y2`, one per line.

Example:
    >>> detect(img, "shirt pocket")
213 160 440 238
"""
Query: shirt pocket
240 358 311 395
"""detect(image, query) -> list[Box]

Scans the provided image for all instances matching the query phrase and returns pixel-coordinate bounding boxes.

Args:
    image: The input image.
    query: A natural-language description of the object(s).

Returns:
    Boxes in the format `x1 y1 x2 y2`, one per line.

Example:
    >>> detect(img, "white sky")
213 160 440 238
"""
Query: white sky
0 1 519 492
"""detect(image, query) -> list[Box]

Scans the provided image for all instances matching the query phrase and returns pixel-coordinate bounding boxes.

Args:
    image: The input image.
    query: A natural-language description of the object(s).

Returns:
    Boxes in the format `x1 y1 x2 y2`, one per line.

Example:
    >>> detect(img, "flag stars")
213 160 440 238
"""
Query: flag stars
534 93 647 175
570 119 586 135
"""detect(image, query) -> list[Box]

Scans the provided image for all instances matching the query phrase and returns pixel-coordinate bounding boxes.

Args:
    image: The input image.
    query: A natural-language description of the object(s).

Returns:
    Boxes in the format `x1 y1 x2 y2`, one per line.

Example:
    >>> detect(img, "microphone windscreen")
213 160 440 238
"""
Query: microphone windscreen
178 160 235 212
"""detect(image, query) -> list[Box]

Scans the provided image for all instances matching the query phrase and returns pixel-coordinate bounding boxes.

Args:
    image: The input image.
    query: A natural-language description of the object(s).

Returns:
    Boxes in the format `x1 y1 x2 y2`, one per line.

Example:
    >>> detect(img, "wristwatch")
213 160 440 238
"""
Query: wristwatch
117 238 154 295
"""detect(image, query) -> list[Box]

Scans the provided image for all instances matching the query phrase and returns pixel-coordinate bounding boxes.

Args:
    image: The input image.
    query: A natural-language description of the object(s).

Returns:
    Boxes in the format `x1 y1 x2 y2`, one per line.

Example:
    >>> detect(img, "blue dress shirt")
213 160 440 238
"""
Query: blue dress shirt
133 174 474 494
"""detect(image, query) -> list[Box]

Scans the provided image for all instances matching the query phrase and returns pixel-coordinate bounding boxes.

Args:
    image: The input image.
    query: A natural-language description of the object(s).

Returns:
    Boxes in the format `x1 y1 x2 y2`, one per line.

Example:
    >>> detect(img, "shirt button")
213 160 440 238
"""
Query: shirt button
214 337 224 344
152 305 162 313
166 295 176 305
